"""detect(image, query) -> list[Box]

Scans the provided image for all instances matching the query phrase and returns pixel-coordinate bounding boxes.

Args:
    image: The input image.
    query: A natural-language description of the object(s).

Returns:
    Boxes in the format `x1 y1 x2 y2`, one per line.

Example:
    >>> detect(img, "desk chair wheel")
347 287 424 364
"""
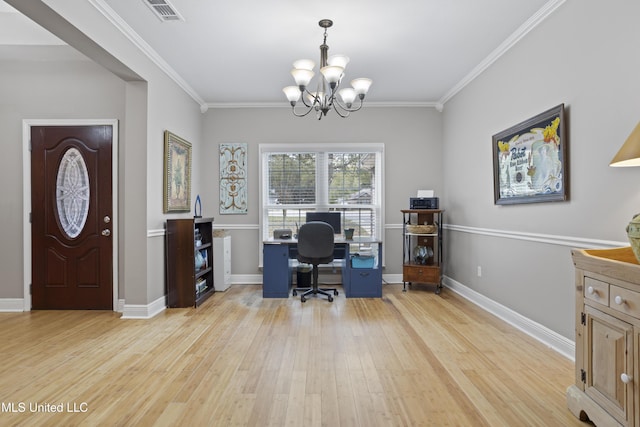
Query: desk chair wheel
301 296 306 302
328 295 333 302
292 289 297 296
334 290 339 296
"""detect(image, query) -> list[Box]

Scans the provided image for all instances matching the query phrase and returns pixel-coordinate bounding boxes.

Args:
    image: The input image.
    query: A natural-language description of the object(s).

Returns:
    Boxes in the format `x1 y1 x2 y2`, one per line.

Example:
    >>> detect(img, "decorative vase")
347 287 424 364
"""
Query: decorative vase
195 250 205 270
413 246 434 265
627 213 640 263
344 228 355 240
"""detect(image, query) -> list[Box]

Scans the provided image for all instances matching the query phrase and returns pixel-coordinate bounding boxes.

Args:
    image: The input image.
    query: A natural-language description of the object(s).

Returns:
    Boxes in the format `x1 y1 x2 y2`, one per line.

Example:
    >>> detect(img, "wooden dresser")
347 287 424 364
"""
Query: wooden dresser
568 247 640 427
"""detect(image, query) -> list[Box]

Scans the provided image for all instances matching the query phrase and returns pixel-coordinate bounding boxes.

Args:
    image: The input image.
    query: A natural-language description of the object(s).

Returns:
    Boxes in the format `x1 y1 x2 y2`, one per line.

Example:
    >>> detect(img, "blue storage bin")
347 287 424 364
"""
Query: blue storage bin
351 254 375 269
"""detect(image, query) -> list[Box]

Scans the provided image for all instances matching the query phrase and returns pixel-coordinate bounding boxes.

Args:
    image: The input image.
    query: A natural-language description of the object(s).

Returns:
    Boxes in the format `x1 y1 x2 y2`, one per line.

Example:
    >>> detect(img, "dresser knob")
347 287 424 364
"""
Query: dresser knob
615 295 625 305
621 373 633 384
587 286 595 295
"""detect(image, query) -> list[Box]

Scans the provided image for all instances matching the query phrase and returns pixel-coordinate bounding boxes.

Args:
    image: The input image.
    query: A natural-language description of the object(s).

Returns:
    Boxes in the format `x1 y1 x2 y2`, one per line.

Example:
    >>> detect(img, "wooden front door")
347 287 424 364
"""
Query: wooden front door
31 125 113 310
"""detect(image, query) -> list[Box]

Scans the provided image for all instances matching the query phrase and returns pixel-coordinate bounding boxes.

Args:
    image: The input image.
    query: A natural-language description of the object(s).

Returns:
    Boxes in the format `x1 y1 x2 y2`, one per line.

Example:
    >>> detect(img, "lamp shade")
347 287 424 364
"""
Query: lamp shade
283 86 301 103
291 68 314 88
293 59 315 71
351 78 372 95
611 121 640 167
320 65 344 84
338 88 356 105
327 54 350 68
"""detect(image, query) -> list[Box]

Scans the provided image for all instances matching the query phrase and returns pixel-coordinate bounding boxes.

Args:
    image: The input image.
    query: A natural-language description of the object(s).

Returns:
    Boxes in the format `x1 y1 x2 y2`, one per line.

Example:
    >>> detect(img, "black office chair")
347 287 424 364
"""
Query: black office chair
292 221 339 302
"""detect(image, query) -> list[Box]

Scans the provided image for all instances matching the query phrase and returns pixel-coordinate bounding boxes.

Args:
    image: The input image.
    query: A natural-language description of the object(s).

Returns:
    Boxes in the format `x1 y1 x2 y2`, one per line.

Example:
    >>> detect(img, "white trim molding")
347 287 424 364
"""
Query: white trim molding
148 229 165 238
0 299 26 312
23 119 120 312
438 0 566 105
90 0 565 113
89 0 206 110
120 296 166 319
204 101 441 110
445 224 626 249
147 223 260 239
443 275 575 360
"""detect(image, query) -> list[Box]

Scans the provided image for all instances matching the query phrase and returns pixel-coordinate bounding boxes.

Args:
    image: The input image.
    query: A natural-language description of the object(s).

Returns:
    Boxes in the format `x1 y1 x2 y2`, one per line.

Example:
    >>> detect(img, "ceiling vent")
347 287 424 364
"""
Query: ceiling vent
143 0 184 22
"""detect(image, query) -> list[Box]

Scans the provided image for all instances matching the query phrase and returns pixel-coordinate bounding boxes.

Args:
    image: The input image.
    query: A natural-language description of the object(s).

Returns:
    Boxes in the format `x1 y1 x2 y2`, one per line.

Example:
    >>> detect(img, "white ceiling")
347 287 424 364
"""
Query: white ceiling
1 0 561 108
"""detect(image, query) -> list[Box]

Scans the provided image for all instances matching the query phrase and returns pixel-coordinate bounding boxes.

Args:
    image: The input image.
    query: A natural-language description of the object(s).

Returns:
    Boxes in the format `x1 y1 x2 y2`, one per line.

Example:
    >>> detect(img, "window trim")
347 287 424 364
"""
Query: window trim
259 142 385 267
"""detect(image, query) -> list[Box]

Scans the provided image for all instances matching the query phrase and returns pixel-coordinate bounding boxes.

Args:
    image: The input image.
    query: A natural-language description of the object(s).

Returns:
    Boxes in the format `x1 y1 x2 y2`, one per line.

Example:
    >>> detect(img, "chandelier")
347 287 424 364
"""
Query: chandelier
283 19 372 120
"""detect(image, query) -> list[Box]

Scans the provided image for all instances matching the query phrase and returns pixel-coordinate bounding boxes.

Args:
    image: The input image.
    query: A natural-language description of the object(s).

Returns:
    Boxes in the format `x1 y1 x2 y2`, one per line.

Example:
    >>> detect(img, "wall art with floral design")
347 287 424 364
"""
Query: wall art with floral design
219 143 247 214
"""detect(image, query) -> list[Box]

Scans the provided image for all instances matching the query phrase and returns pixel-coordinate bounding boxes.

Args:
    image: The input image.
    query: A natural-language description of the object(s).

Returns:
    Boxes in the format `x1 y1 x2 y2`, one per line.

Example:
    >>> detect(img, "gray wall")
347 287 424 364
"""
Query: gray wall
442 0 640 339
2 0 205 308
0 53 126 299
202 107 443 278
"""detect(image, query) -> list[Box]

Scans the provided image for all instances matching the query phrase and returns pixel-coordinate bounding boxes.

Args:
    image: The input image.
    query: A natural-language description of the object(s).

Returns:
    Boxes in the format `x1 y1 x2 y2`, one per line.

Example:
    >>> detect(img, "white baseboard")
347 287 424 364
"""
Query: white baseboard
442 276 575 360
231 274 263 285
375 273 574 360
383 274 403 284
0 298 126 313
0 298 25 312
120 296 166 319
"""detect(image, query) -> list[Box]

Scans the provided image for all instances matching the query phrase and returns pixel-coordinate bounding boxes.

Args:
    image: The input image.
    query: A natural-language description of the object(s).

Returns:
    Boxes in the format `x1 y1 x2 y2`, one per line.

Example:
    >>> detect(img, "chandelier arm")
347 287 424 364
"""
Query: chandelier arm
300 90 313 108
331 102 350 118
291 104 316 118
333 96 364 113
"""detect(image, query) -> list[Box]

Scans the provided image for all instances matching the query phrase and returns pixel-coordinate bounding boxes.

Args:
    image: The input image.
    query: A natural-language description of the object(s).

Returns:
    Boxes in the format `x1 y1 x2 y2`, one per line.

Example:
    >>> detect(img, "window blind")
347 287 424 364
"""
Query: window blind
260 143 384 246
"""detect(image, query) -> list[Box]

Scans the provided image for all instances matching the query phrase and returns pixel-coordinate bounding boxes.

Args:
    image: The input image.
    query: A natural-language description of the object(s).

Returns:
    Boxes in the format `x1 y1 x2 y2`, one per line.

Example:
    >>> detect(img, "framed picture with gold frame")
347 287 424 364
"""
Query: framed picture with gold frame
163 131 192 212
492 104 567 205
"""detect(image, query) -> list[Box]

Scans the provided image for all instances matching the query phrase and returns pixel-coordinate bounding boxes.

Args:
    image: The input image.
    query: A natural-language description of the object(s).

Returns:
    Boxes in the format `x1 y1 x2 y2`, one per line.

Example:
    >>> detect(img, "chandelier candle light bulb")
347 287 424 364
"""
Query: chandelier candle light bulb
283 19 372 119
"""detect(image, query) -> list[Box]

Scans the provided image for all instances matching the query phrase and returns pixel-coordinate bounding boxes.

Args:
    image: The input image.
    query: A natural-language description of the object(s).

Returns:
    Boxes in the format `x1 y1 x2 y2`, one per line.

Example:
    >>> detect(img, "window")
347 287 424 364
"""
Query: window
260 143 384 246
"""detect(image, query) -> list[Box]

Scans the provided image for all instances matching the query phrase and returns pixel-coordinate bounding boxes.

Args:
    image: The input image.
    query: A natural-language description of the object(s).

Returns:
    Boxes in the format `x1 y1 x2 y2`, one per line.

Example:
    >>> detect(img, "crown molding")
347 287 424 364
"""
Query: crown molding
204 101 442 110
90 0 564 114
88 0 206 109
438 0 566 105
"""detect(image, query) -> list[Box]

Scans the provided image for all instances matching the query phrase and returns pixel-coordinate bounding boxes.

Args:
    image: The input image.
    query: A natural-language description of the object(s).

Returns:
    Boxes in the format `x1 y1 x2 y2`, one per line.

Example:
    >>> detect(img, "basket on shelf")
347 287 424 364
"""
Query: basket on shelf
406 224 437 234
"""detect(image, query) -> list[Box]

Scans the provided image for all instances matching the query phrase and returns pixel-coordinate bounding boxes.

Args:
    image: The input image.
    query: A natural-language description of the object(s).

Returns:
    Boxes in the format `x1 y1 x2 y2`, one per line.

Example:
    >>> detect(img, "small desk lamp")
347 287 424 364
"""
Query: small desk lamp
610 121 640 262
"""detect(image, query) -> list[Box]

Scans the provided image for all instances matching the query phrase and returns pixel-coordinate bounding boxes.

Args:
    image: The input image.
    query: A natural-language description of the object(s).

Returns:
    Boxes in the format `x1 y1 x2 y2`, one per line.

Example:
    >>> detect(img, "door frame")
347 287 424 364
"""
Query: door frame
22 119 119 311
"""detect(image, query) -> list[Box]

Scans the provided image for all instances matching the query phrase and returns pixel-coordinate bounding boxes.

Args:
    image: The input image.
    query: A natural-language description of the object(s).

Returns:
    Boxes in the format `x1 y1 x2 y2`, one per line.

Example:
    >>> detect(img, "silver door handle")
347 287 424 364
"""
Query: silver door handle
102 229 111 236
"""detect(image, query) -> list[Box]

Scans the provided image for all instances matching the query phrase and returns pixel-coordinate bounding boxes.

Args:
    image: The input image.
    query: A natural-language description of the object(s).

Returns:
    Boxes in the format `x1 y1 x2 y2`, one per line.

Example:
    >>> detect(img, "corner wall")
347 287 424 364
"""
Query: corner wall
442 0 640 339
202 107 443 279
4 0 205 312
0 56 126 302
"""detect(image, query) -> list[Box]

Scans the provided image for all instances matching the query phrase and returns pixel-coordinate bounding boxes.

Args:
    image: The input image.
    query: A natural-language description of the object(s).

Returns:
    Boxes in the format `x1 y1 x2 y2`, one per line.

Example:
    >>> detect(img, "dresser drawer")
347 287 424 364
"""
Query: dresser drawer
609 285 640 319
348 269 382 298
584 276 609 306
403 265 440 284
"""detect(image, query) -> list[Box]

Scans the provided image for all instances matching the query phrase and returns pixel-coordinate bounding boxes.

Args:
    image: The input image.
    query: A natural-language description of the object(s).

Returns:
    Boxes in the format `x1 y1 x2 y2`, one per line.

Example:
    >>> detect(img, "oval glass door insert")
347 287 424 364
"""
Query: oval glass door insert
56 147 90 238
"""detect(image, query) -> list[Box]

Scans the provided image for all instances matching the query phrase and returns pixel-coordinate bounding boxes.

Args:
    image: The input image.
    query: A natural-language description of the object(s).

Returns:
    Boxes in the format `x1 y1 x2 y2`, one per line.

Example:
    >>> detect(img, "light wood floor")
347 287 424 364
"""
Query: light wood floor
0 284 586 427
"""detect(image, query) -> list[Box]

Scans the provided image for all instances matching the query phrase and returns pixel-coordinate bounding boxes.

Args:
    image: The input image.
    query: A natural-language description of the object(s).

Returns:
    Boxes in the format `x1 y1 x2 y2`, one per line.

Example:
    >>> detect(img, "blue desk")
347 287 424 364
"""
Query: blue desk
262 237 382 298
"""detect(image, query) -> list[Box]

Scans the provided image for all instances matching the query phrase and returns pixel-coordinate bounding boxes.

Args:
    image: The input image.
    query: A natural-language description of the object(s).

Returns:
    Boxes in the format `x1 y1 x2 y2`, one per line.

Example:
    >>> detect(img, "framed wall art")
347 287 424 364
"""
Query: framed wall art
163 131 192 212
492 104 567 205
219 143 247 214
